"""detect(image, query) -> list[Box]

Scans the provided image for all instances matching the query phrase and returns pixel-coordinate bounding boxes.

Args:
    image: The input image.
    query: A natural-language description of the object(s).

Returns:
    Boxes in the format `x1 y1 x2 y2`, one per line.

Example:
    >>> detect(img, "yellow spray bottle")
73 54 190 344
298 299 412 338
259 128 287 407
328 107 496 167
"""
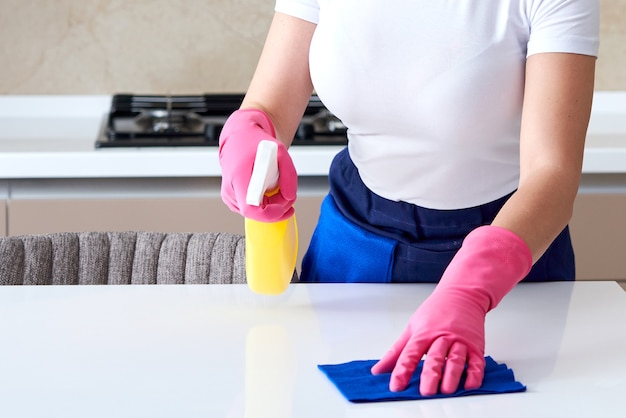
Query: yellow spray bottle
244 140 298 295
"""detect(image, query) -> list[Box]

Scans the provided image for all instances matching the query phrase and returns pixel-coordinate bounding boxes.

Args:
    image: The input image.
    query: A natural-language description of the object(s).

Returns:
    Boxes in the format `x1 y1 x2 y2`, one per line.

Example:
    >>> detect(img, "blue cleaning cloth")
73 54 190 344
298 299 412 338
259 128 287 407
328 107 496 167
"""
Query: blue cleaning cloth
318 356 526 403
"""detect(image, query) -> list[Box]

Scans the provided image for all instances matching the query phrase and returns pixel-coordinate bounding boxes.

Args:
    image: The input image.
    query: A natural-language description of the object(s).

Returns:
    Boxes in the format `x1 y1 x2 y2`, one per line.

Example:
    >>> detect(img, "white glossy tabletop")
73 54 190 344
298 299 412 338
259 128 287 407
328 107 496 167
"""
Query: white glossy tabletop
0 281 625 418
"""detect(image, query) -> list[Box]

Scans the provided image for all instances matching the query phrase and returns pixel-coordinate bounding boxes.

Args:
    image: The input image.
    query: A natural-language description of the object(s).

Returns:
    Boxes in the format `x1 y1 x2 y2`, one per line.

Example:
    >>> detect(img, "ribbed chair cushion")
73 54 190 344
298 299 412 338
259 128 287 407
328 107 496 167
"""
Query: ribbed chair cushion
0 231 251 285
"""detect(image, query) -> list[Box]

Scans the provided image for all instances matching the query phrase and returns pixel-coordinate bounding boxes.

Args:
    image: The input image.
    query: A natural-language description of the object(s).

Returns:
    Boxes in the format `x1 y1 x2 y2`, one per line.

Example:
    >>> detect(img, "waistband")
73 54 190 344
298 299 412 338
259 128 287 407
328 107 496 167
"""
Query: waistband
329 148 512 250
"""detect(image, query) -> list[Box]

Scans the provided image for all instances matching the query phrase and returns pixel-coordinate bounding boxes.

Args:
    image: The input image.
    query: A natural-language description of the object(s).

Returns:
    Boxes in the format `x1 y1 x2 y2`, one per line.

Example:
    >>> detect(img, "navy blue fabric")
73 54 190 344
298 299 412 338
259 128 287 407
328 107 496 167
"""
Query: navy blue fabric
318 356 526 403
300 148 575 283
301 195 395 283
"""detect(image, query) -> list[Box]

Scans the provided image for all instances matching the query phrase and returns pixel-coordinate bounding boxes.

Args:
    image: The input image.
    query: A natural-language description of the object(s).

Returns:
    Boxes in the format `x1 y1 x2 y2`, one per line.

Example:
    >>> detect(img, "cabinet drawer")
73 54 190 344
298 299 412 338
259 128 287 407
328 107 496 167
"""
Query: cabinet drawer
8 196 324 273
570 193 626 280
10 191 625 281
8 197 243 236
0 200 6 237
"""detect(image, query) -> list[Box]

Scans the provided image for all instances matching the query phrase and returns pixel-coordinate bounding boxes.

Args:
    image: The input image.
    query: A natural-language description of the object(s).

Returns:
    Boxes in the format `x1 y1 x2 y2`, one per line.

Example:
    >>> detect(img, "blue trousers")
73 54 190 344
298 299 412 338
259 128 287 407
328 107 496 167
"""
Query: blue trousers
301 148 575 283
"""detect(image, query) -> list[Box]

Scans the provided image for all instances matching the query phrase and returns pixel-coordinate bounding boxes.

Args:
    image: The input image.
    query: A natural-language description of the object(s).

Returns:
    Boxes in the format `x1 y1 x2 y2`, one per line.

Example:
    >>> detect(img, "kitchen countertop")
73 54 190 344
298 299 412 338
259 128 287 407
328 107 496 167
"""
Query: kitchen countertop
0 92 625 179
0 281 625 418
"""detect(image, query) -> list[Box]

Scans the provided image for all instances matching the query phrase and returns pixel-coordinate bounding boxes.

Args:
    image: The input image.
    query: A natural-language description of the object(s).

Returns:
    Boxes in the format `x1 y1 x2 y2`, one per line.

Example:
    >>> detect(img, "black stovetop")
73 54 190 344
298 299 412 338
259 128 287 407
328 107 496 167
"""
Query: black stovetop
95 94 348 148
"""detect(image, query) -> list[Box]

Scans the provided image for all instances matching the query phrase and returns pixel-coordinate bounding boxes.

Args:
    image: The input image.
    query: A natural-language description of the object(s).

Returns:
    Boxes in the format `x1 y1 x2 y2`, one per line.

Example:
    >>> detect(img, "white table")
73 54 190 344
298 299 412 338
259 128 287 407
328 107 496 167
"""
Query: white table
0 282 625 418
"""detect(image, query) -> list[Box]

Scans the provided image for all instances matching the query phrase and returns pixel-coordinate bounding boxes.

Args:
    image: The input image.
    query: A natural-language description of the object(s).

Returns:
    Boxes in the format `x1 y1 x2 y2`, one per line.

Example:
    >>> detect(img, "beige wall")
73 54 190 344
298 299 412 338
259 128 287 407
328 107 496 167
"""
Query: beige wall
598 0 626 89
0 0 624 94
0 0 273 94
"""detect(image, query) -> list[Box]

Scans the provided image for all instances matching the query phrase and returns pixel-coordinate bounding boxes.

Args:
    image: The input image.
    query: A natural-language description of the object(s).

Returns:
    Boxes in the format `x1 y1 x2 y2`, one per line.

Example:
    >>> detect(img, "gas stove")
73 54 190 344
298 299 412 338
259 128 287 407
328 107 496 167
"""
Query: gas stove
95 94 348 148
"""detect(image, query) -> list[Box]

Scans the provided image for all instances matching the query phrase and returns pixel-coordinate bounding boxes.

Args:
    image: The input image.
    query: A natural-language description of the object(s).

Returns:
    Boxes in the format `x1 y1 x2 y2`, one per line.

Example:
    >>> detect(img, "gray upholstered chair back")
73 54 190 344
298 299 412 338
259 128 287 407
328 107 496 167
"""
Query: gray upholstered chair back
0 231 248 285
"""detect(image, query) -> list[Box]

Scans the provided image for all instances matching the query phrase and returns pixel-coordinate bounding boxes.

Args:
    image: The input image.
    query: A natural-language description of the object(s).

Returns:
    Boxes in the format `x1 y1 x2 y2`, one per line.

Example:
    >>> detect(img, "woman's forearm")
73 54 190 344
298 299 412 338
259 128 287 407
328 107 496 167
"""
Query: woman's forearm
492 52 596 263
241 12 316 146
492 167 581 263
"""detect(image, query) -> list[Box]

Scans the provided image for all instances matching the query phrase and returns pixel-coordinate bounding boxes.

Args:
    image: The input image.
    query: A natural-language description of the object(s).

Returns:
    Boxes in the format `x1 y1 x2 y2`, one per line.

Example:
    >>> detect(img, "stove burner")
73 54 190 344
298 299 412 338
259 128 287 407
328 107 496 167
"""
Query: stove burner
95 94 348 148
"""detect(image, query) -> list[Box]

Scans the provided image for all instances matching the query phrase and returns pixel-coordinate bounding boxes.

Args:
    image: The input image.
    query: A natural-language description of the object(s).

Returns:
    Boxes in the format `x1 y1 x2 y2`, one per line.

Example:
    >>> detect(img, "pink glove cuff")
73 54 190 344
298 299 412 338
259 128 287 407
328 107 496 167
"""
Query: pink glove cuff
438 225 533 311
218 108 276 151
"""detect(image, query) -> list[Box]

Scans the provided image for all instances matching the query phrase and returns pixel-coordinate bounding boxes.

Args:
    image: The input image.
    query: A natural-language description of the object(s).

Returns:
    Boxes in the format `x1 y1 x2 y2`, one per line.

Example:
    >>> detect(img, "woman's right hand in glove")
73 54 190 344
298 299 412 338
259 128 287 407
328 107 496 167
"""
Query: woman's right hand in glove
218 108 297 222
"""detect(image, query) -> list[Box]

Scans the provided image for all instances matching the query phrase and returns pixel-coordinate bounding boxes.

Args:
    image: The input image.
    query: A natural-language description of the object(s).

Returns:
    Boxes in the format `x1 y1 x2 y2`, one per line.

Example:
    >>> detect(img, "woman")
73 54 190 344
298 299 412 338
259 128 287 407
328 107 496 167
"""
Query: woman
218 0 599 396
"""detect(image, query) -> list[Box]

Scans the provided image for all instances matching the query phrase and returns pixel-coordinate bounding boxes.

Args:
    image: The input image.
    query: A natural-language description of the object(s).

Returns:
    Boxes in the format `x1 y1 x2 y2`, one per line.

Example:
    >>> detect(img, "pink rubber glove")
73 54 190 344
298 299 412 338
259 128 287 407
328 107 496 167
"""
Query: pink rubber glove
371 225 532 396
218 108 297 222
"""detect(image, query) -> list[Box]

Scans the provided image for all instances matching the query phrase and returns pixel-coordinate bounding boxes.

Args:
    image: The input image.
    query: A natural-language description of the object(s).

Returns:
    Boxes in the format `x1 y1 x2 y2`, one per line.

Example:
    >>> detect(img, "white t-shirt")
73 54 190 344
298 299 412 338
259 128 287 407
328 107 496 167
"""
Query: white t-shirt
275 0 599 209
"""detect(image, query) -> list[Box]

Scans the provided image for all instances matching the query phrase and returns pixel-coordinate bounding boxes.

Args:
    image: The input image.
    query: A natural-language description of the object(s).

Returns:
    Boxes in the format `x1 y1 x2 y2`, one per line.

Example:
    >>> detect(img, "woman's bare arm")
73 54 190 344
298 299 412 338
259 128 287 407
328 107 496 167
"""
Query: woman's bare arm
241 12 317 147
492 52 596 262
